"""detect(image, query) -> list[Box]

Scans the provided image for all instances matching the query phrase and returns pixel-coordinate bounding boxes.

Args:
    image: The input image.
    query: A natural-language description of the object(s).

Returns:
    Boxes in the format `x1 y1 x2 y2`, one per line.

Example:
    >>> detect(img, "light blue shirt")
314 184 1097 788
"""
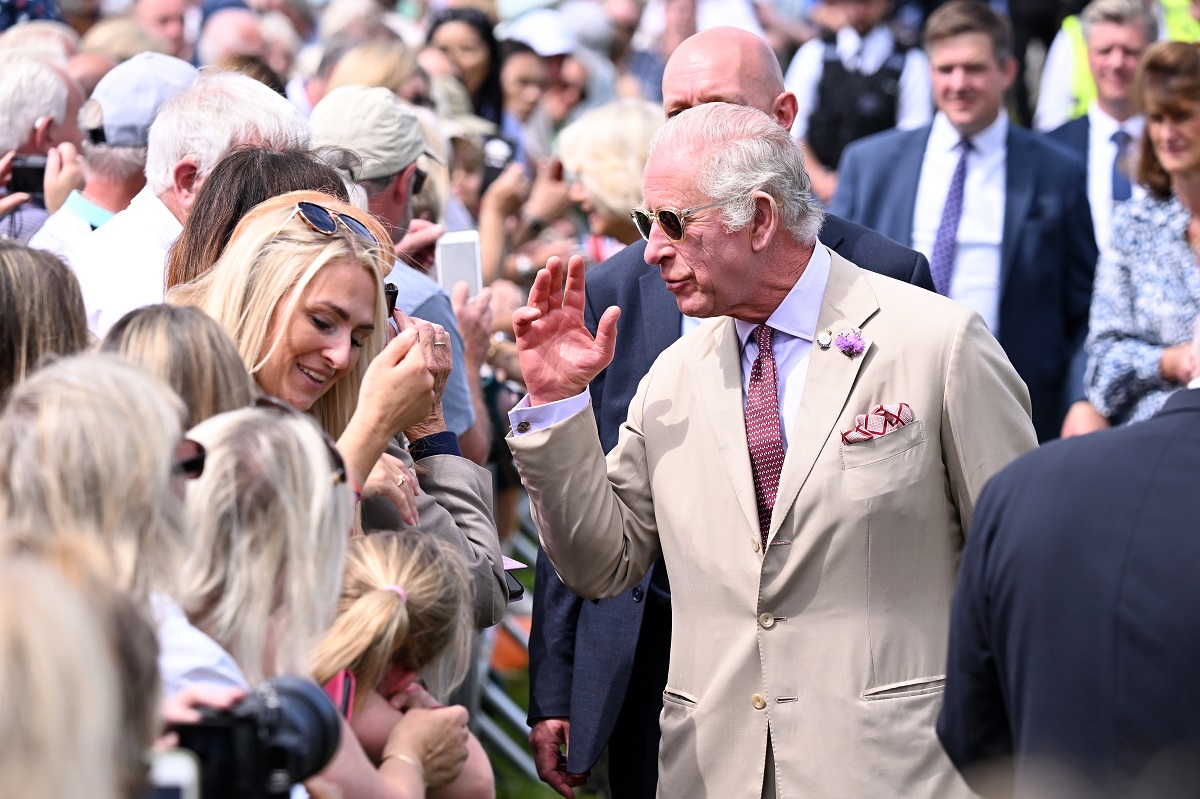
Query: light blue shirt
509 243 833 447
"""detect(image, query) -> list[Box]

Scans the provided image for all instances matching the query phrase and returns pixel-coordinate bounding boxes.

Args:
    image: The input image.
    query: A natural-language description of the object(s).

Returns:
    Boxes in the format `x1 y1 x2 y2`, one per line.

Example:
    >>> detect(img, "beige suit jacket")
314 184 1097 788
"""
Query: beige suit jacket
508 252 1038 799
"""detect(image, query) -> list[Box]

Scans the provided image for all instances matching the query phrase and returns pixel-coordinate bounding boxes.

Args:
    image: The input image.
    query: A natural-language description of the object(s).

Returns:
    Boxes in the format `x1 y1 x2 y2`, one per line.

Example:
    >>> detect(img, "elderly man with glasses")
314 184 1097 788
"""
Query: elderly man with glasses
508 100 1037 799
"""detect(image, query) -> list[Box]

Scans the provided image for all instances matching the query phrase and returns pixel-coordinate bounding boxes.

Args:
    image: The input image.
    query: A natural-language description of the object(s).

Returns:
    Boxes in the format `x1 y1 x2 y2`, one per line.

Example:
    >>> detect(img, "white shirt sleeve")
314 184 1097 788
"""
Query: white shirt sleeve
896 48 933 130
785 38 826 140
1034 30 1076 132
509 387 593 434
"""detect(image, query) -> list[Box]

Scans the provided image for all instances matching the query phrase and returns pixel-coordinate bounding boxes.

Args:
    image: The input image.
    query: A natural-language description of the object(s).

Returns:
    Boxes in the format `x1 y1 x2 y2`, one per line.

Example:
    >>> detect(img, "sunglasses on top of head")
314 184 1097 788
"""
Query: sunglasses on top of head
286 201 378 246
630 196 739 242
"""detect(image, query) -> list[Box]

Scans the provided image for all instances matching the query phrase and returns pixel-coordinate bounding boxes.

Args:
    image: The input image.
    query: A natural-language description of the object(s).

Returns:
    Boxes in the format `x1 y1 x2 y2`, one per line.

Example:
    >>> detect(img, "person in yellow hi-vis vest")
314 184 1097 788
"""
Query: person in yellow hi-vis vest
1035 0 1200 130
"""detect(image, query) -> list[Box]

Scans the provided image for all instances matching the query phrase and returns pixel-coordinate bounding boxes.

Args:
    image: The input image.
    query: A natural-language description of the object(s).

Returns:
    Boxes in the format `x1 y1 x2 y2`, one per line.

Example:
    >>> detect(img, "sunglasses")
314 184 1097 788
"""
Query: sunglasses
286 201 378 246
172 439 206 479
385 282 398 316
631 197 739 242
250 395 348 486
411 167 428 196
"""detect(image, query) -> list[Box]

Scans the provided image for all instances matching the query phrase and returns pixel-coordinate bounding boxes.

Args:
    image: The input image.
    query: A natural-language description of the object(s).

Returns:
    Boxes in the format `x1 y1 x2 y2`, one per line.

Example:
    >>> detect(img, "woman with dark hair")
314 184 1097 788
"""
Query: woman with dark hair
1086 41 1200 424
164 147 353 291
427 8 504 127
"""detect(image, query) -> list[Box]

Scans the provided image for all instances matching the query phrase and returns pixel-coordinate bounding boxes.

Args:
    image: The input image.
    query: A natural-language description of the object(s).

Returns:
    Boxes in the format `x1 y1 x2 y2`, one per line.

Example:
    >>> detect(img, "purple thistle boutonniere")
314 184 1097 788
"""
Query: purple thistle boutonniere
834 329 865 358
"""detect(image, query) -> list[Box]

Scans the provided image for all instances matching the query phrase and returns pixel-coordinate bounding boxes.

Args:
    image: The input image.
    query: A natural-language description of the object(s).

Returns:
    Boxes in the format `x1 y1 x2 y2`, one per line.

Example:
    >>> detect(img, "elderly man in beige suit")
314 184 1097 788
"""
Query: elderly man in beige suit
507 102 1037 798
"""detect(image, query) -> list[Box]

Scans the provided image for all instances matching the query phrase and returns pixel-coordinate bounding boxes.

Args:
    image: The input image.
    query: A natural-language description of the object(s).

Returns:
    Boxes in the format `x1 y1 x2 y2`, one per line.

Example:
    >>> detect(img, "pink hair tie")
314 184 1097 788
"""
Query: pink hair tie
382 585 407 603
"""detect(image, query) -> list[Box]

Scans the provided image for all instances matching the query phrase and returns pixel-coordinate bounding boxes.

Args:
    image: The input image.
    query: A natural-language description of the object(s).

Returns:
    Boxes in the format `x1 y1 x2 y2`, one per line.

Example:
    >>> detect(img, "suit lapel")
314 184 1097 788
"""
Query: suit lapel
694 318 761 534
770 253 879 539
640 269 681 356
1001 127 1034 291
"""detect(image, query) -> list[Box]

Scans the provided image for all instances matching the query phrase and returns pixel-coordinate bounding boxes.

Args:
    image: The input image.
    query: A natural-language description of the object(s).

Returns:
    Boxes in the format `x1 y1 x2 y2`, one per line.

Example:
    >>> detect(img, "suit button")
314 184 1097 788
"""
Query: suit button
758 613 775 629
632 587 644 602
752 538 761 553
751 694 767 710
515 420 531 434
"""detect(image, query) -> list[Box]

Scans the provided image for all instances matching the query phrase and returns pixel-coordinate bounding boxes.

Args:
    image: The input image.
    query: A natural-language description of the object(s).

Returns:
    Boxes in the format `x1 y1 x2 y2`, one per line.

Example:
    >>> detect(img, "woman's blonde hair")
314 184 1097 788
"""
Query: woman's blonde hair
0 354 187 600
1 532 160 799
0 240 89 399
180 406 355 684
101 304 258 427
0 554 119 799
327 38 422 96
558 98 663 223
170 190 392 438
311 530 473 710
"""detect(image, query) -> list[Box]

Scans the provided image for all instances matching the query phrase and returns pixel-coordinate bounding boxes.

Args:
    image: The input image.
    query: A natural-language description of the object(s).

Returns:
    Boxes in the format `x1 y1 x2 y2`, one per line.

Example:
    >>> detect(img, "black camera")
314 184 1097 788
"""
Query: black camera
174 676 341 798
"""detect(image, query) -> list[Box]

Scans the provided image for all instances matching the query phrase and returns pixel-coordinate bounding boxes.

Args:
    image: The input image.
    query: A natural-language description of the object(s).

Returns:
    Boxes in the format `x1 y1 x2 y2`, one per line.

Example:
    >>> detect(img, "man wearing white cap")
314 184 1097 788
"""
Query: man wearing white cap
66 71 309 336
311 85 493 463
30 52 197 259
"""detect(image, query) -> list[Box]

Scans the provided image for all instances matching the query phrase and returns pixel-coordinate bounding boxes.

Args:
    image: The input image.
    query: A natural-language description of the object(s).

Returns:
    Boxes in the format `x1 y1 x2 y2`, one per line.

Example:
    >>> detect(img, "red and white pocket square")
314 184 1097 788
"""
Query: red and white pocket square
840 403 915 445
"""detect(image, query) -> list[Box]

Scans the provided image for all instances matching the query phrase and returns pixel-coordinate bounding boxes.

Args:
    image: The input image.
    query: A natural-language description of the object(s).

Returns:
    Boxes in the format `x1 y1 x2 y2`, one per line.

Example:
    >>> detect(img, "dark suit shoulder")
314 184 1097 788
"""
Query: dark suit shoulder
1044 116 1089 158
1010 124 1087 174
822 214 933 290
585 240 649 306
839 124 931 162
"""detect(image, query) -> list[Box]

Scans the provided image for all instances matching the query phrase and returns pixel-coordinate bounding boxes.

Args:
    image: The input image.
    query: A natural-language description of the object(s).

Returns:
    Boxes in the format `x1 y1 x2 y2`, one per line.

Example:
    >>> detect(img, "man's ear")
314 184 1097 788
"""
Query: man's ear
773 91 799 132
748 191 778 252
30 115 55 153
391 162 417 205
171 157 199 218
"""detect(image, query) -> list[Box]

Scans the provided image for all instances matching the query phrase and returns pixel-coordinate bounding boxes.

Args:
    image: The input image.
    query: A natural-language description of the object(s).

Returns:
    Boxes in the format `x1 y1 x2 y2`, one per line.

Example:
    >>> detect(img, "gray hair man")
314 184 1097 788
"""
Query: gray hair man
0 50 85 242
30 52 198 259
65 71 309 335
509 100 1036 799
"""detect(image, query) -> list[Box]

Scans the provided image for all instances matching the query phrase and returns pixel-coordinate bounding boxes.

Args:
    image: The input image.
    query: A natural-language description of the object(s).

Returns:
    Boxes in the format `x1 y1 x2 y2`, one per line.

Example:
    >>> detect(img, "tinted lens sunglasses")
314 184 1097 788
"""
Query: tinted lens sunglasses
630 197 739 242
250 395 348 486
412 167 428 196
286 201 378 246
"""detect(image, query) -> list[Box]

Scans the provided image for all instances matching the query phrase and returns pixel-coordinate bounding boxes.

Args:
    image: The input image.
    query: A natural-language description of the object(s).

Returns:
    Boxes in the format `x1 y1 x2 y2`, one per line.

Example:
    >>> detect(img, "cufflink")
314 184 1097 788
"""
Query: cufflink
516 421 531 434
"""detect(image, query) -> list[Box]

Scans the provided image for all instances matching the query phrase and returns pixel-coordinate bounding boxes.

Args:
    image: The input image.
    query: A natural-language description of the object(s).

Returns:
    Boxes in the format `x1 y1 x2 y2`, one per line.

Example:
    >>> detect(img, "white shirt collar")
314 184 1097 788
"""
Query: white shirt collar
1086 103 1144 141
734 241 831 349
928 109 1008 157
129 185 183 251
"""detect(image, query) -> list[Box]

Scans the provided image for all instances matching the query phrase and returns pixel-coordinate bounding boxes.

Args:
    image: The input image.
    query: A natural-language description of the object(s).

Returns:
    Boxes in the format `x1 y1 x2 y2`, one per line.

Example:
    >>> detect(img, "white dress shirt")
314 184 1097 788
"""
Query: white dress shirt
67 185 182 336
912 111 1007 335
785 24 932 142
1085 104 1145 254
510 243 833 448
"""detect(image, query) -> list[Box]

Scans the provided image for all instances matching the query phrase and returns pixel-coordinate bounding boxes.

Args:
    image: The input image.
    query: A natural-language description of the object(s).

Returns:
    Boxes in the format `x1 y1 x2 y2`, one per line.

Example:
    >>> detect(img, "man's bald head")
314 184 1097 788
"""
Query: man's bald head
661 27 796 129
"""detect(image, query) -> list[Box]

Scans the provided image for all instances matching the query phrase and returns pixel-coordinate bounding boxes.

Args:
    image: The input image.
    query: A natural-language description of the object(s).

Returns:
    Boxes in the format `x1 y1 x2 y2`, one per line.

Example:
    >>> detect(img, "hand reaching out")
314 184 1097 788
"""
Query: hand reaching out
513 255 620 405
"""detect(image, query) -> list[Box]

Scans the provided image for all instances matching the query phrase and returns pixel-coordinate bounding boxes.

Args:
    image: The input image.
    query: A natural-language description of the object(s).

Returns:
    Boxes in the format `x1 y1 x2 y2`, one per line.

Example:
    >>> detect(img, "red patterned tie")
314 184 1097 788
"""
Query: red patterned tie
746 325 786 550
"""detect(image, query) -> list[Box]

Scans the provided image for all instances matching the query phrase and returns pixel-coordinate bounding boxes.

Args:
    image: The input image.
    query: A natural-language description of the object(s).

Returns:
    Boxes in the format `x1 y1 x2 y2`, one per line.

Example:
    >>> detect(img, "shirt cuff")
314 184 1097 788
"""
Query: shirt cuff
509 387 591 435
408 430 461 460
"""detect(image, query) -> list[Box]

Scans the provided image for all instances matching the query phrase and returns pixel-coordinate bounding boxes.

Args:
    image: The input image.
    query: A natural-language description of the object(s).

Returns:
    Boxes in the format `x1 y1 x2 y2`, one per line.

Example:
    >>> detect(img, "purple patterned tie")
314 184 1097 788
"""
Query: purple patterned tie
746 325 786 550
1112 130 1132 202
930 139 971 296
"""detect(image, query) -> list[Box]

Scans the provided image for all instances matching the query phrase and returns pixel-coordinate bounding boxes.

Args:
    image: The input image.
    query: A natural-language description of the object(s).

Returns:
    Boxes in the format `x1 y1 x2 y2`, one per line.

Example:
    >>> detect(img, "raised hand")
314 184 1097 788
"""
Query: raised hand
513 254 620 406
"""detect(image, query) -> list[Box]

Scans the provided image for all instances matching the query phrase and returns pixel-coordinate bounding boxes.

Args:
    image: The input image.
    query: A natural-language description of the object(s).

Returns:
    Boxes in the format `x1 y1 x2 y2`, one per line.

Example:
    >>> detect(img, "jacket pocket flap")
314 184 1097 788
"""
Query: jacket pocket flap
840 420 924 469
861 674 945 700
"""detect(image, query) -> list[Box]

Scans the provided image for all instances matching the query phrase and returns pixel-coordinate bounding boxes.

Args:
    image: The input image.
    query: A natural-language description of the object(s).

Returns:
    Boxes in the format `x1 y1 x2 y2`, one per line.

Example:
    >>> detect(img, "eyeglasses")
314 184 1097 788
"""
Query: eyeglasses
630 197 739 242
285 201 378 246
250 395 348 486
172 439 206 479
411 167 428 196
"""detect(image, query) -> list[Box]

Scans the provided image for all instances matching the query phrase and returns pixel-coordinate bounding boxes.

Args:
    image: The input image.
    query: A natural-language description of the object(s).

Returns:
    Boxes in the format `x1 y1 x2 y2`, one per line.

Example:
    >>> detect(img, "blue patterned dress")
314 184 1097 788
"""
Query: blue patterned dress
1085 193 1200 424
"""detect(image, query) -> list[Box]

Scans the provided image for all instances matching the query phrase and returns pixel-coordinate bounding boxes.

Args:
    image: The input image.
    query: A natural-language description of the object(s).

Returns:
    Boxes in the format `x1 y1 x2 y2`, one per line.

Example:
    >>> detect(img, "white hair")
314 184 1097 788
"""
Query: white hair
145 71 310 195
1081 0 1157 44
647 102 825 245
78 99 147 182
0 21 80 60
0 51 69 153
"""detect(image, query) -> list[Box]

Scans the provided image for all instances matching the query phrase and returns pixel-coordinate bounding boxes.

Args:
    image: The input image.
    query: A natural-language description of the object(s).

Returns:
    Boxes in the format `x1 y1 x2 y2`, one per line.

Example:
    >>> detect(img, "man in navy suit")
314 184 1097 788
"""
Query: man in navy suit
1045 0 1153 257
833 0 1099 442
526 26 934 799
937 332 1200 799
